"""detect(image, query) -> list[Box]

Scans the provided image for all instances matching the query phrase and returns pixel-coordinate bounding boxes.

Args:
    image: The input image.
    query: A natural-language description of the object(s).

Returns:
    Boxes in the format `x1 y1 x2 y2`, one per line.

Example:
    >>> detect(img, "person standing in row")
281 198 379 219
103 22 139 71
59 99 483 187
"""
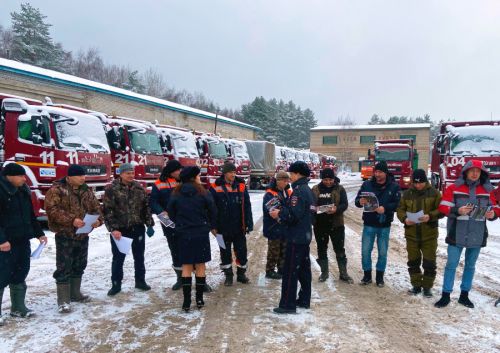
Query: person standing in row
270 161 314 314
396 169 443 297
150 160 183 290
167 166 217 312
262 171 291 279
355 161 401 287
210 162 253 286
45 165 102 313
311 168 353 283
0 163 46 324
104 163 155 296
435 160 499 308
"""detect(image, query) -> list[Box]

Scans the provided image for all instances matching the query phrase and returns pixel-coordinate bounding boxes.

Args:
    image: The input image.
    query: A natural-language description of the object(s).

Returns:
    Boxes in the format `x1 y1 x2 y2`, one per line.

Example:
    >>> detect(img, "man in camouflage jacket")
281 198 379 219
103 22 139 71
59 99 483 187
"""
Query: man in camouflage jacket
103 163 155 296
45 165 103 313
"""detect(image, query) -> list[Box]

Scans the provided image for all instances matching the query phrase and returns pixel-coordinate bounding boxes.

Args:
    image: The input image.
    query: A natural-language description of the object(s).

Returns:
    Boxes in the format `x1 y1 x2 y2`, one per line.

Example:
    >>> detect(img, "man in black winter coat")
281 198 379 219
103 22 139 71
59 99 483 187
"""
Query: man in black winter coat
0 163 47 325
210 162 253 286
355 161 401 287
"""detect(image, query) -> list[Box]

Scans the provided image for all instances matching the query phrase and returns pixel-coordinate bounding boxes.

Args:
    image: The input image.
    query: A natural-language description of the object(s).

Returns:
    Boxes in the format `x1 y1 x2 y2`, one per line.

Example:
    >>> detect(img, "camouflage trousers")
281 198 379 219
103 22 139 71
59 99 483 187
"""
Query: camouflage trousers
266 239 286 272
53 234 89 284
406 237 438 289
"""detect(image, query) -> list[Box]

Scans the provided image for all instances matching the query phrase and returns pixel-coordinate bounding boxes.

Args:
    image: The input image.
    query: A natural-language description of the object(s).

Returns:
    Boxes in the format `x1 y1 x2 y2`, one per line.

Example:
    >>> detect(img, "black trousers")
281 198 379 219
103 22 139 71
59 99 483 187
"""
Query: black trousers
53 235 89 284
278 242 311 310
314 224 346 260
220 232 248 270
162 225 181 271
110 225 146 283
0 240 31 288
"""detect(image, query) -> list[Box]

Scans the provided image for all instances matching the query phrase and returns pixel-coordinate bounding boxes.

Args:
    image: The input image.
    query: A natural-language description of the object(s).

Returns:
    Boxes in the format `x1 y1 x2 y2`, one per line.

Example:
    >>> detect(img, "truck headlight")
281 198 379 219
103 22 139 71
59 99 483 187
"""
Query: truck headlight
403 177 411 184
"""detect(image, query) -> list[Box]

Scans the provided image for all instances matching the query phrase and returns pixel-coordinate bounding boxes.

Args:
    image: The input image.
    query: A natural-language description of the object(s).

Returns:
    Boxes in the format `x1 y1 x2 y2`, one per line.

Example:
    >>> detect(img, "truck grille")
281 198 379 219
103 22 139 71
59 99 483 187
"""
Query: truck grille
388 166 402 172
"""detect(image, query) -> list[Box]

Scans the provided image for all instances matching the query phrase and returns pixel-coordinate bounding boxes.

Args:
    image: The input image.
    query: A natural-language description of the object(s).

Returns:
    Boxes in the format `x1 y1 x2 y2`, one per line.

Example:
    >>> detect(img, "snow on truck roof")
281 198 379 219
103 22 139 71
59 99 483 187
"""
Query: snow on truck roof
311 123 431 131
0 58 260 131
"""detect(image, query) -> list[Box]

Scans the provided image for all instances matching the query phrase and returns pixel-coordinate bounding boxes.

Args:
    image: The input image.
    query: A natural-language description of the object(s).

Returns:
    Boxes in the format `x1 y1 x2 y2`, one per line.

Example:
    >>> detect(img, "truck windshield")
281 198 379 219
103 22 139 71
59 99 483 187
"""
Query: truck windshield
449 126 500 156
209 141 228 159
233 141 249 159
173 134 199 158
129 130 162 155
361 160 374 166
375 149 410 161
53 114 109 153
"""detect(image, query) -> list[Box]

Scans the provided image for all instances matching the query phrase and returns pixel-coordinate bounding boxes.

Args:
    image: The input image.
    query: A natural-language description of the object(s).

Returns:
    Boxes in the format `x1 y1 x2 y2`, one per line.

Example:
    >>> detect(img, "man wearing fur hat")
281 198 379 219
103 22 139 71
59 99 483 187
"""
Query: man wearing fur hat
45 164 103 313
435 160 499 308
209 161 253 286
397 169 444 297
312 167 352 283
355 160 401 287
0 163 46 325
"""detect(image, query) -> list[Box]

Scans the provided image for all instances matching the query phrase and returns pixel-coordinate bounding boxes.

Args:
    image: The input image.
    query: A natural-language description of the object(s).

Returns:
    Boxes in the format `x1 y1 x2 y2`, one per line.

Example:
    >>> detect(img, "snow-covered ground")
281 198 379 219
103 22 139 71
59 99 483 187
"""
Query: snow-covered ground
1 180 499 353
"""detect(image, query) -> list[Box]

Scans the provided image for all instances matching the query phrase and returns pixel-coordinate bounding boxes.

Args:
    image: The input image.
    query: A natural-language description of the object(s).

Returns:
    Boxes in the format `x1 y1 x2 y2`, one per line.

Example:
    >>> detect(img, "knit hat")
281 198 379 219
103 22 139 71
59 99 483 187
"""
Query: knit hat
275 171 290 180
288 161 310 177
164 160 183 175
180 166 201 183
222 161 236 174
118 163 134 174
412 169 428 183
1 163 26 176
67 164 86 177
320 168 335 179
374 161 389 174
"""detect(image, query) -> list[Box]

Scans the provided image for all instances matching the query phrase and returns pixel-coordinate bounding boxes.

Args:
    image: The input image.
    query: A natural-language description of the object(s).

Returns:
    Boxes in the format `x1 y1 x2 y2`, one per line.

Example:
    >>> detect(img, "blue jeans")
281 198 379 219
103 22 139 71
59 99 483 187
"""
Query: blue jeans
361 226 390 272
442 245 481 293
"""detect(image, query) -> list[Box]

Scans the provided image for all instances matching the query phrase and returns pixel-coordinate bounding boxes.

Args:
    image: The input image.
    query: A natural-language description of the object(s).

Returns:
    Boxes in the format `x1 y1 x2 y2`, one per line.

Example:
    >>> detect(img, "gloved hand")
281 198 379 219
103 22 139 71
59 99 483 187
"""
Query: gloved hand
146 226 155 238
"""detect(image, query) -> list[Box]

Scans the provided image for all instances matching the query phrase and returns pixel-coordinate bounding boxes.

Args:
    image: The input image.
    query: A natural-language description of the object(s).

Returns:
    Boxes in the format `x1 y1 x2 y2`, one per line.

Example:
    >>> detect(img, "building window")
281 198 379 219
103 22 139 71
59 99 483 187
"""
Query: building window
360 135 376 144
323 136 338 145
400 134 416 142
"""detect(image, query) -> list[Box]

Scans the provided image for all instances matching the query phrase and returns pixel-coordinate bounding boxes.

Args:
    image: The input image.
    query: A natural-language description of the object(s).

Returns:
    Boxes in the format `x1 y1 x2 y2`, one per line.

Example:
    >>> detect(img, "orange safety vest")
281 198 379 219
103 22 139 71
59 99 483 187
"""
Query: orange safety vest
154 178 178 190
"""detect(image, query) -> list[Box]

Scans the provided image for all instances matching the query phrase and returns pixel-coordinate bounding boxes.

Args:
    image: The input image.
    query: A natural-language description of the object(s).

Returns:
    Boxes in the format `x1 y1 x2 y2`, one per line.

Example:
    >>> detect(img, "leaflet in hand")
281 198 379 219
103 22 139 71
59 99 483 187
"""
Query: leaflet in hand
406 210 425 224
112 235 133 255
469 205 492 221
360 192 379 212
31 243 45 259
215 233 226 249
75 213 100 234
158 214 175 228
316 204 335 214
265 197 281 211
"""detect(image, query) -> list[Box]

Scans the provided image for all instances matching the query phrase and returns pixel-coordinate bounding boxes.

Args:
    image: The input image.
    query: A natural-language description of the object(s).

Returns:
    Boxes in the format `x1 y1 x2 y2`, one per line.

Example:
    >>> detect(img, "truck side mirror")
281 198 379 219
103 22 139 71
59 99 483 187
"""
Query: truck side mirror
203 141 209 155
32 134 43 145
166 135 173 151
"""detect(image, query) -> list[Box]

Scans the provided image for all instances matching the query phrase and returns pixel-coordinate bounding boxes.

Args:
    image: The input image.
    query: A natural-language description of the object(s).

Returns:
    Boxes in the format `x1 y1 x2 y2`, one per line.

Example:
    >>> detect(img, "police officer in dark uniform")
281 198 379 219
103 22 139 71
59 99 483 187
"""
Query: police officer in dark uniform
270 161 314 314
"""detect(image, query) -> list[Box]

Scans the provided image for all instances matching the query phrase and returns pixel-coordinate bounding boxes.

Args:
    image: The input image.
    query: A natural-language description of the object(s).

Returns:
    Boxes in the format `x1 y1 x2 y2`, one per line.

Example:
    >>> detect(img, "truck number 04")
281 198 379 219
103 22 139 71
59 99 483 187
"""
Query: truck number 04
65 151 78 164
450 157 465 166
40 151 54 165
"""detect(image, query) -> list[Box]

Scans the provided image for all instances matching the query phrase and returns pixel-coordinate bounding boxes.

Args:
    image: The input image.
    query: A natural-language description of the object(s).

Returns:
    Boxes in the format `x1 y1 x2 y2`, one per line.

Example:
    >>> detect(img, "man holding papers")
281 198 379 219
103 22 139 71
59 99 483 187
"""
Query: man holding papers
0 163 46 324
396 169 443 297
45 164 102 314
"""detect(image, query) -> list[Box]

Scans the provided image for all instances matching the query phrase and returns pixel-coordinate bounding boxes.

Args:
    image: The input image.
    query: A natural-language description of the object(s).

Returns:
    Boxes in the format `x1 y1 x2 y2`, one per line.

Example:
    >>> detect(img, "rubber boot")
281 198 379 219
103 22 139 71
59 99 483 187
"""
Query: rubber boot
458 291 474 308
57 283 72 314
172 269 182 291
337 256 354 284
182 277 192 312
135 279 151 291
317 258 329 282
360 271 372 285
376 271 385 287
434 292 451 308
10 282 34 318
0 287 5 326
223 268 234 287
107 281 121 296
195 277 205 309
236 267 250 284
70 277 90 302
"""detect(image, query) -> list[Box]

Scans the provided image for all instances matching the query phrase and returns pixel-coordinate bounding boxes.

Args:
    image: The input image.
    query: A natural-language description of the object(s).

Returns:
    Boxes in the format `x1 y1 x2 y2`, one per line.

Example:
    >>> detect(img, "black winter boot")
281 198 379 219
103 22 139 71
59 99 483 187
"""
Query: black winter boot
360 271 372 285
423 288 433 298
10 282 34 317
236 267 250 284
266 270 282 279
317 258 329 282
57 283 72 313
337 256 354 284
434 292 451 308
223 268 234 286
0 287 5 326
182 277 192 312
408 286 422 295
107 281 122 296
458 291 474 308
375 271 385 287
70 277 90 302
195 277 206 309
135 280 151 291
172 270 182 291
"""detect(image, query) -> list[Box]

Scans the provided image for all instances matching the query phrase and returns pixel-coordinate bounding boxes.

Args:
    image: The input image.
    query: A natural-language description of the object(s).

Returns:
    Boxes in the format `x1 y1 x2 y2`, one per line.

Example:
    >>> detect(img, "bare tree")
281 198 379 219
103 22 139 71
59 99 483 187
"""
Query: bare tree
142 68 166 97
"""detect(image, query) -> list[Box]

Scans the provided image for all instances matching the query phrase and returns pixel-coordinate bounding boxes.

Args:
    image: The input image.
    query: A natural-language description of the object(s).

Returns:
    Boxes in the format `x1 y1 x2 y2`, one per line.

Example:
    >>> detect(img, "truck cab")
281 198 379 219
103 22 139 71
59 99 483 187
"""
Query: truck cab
374 139 417 189
222 138 251 186
156 124 199 167
194 132 228 187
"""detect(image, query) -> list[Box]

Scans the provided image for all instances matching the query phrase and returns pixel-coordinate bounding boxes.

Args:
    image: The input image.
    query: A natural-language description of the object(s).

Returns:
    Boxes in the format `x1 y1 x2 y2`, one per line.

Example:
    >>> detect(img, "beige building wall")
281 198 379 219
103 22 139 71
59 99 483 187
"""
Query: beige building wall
0 71 257 140
310 125 430 172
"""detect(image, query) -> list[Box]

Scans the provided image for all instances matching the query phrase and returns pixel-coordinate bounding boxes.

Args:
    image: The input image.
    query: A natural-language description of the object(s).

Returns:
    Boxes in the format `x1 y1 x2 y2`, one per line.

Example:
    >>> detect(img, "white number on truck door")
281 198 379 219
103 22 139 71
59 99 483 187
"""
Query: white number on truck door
450 157 465 166
115 154 129 164
65 151 78 164
39 151 55 165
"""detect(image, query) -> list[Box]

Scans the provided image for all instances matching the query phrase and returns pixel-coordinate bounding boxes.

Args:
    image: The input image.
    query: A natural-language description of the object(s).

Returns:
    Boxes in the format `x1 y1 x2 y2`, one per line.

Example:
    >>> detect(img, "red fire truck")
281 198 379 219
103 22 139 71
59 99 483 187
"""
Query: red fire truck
374 139 418 189
431 121 500 191
222 138 251 185
194 132 228 187
0 93 112 219
156 124 199 167
275 146 288 172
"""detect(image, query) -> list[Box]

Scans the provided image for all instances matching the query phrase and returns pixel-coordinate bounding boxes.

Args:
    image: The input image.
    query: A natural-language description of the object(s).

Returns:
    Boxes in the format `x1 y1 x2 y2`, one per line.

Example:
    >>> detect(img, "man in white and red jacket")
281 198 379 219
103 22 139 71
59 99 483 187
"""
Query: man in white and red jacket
435 160 499 308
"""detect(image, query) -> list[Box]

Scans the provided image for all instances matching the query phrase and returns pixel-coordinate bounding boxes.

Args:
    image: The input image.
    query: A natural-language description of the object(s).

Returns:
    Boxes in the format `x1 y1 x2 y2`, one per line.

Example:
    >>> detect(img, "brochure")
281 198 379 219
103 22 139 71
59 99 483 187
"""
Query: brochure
158 213 175 228
265 197 281 211
360 192 379 212
316 204 335 214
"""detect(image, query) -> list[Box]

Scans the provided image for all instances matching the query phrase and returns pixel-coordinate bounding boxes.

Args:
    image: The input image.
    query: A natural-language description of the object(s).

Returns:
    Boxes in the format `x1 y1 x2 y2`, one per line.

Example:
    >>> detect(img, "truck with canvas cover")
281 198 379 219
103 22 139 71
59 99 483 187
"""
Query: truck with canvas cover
245 140 276 190
374 139 418 189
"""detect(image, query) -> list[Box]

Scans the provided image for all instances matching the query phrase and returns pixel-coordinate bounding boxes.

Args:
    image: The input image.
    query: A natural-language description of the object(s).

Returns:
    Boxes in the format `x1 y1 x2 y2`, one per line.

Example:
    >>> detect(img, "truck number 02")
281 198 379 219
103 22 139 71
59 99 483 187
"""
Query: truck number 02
65 151 78 164
115 154 129 164
450 156 465 166
40 151 54 165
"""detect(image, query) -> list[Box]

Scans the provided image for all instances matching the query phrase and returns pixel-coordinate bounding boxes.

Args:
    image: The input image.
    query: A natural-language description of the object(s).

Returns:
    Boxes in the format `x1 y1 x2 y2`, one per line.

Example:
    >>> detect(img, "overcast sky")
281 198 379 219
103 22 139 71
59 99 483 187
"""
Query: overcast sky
1 0 500 124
